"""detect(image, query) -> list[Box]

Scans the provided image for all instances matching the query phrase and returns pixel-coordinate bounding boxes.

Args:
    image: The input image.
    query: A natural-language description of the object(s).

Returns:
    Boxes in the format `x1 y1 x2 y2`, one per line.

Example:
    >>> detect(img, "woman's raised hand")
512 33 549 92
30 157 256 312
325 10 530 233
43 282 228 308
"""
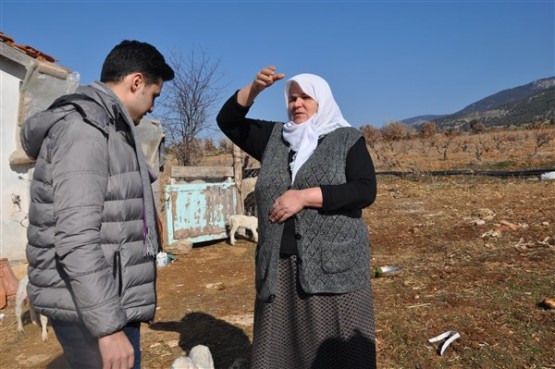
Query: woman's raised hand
252 66 285 93
237 66 285 107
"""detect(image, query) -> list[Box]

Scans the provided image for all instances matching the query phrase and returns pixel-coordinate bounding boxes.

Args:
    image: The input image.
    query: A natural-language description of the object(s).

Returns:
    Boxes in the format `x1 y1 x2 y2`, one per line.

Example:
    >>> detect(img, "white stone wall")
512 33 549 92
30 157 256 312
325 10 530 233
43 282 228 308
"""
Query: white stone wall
1 59 32 261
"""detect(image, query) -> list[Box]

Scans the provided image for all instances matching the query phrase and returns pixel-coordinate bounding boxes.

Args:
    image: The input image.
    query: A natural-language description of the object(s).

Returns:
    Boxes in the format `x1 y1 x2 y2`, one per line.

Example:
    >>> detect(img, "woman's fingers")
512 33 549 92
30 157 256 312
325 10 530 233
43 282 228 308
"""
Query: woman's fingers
269 206 290 223
269 192 303 223
255 66 285 88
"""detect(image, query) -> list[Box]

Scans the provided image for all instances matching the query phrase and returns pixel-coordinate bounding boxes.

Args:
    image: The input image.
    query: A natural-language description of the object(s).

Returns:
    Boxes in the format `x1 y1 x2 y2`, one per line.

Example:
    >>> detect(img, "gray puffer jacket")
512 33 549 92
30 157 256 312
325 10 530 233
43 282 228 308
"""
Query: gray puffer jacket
21 83 157 338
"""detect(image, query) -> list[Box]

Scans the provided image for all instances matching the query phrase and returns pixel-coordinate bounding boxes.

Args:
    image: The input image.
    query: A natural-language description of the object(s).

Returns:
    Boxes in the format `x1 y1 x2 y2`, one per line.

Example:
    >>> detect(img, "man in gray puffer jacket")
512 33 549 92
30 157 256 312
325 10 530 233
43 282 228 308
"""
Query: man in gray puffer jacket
20 40 174 369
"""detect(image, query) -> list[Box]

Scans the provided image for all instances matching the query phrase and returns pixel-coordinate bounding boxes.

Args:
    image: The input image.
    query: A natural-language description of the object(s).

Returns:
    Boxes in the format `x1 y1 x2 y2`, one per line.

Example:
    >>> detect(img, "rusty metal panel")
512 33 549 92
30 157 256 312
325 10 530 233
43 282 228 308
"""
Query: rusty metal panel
165 182 238 244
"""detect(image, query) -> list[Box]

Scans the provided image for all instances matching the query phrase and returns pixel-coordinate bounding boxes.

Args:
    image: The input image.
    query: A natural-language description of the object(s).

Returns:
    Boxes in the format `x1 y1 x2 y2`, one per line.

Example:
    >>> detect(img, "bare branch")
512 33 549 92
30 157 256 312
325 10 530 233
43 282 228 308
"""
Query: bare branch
157 48 226 165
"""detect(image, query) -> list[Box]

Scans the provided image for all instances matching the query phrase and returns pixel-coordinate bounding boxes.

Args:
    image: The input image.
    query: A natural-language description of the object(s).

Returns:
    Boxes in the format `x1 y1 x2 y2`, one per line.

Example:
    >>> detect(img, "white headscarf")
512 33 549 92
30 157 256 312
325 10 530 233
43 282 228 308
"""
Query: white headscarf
282 73 351 182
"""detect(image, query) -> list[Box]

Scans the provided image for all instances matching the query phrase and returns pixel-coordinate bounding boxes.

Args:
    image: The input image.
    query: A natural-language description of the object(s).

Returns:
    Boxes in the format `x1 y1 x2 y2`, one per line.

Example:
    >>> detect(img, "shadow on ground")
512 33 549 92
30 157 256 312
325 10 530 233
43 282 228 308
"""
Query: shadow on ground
149 311 251 368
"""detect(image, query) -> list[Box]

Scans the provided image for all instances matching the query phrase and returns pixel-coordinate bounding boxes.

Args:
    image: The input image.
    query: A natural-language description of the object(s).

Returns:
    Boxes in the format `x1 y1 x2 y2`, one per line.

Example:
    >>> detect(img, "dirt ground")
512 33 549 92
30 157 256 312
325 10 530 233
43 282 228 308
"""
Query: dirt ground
1 129 554 369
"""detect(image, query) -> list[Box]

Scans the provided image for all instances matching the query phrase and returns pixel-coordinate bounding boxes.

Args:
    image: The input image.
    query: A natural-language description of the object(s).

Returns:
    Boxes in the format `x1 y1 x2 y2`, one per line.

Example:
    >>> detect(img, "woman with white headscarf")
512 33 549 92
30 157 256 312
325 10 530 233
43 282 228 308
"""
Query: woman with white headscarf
217 65 377 369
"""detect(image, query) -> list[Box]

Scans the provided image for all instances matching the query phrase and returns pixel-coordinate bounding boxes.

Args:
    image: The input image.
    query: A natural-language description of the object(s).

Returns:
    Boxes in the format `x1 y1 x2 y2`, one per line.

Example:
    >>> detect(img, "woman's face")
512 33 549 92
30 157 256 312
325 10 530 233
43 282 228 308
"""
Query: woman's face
287 82 318 124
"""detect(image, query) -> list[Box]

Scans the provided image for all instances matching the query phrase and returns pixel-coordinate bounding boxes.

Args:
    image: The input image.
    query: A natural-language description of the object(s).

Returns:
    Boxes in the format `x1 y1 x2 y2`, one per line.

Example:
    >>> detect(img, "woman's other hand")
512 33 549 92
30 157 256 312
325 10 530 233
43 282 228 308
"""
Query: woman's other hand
269 187 323 223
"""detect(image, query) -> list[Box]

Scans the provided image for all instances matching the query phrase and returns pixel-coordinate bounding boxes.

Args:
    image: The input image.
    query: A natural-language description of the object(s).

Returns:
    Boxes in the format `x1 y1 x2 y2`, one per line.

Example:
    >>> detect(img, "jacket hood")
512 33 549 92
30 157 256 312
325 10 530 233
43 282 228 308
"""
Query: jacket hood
20 83 119 160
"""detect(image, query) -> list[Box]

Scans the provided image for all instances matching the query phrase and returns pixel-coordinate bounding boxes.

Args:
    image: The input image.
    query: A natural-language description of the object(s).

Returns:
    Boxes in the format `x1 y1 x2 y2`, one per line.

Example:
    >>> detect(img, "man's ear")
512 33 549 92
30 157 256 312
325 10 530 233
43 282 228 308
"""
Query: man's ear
130 73 144 93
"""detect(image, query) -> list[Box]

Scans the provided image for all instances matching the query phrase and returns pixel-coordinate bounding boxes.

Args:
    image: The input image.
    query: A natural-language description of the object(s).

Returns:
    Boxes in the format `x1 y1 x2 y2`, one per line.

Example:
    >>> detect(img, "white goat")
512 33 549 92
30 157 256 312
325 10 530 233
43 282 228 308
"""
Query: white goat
227 215 258 246
15 276 48 341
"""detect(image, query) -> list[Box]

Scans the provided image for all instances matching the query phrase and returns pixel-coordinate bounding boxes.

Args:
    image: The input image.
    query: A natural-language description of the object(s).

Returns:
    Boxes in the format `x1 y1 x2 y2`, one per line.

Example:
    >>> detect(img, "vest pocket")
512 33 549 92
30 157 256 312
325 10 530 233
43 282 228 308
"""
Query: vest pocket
113 251 122 296
321 239 357 273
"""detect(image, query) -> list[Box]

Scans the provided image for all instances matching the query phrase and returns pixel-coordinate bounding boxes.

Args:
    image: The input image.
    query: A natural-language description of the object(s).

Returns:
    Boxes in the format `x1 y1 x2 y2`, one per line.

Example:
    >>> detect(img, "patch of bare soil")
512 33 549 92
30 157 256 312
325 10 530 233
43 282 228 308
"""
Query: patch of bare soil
368 175 555 369
1 128 554 368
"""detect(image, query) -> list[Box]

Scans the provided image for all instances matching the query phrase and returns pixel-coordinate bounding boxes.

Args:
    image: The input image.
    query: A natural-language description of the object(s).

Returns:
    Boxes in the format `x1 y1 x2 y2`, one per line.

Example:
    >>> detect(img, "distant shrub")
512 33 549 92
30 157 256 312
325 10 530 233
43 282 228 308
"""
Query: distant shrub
420 122 437 137
470 120 486 134
381 121 409 141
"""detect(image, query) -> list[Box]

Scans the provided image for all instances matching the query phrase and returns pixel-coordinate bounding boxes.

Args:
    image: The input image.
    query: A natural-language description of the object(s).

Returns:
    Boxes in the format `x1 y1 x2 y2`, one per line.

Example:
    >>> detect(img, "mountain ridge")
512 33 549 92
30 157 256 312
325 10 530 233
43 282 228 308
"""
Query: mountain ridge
402 76 555 129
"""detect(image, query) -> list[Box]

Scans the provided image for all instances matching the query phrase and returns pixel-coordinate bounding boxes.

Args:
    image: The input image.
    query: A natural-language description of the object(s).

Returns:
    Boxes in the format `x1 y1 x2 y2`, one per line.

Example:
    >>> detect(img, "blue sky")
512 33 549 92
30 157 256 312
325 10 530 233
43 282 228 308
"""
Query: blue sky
1 0 554 130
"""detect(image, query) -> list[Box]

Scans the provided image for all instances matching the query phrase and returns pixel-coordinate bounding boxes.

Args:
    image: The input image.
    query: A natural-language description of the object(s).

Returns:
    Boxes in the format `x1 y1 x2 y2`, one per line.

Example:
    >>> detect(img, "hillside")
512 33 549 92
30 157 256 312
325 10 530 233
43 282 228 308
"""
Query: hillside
404 76 555 129
458 76 555 114
400 114 446 126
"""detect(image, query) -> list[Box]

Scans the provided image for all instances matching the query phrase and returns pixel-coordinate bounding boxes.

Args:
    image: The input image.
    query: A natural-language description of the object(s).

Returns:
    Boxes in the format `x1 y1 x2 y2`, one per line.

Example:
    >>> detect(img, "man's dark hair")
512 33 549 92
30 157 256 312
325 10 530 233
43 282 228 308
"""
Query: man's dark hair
100 40 174 84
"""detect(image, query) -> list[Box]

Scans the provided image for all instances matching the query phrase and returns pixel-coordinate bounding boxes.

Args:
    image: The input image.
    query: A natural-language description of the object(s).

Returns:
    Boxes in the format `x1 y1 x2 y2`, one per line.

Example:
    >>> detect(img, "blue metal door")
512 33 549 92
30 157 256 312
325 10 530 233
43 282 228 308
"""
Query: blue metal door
165 182 239 244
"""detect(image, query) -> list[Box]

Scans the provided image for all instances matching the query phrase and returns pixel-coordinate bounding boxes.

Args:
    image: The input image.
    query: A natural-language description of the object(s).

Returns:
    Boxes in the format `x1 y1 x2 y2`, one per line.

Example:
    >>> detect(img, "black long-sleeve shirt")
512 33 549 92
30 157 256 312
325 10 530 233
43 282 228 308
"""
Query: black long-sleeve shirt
217 92 377 254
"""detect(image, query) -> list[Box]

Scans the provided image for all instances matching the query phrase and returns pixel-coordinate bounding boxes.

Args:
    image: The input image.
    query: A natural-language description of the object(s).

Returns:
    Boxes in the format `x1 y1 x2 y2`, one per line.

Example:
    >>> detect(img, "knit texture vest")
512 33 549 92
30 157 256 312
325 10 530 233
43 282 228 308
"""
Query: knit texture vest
255 125 370 301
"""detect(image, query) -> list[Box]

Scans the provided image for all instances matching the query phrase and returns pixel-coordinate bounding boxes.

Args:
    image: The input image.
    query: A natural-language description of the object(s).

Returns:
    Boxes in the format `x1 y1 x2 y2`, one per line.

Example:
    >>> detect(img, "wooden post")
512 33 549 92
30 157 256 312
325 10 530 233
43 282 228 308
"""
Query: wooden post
232 144 244 215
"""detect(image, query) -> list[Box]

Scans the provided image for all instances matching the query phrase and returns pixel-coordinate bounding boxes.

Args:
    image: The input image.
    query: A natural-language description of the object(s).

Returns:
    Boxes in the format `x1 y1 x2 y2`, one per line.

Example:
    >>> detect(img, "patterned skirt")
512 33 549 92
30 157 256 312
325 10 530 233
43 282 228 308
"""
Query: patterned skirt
249 255 376 369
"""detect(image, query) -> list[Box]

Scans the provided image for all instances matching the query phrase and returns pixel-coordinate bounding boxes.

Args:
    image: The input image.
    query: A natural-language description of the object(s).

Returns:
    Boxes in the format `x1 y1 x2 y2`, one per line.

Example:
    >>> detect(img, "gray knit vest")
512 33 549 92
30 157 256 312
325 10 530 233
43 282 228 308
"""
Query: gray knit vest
254 125 370 301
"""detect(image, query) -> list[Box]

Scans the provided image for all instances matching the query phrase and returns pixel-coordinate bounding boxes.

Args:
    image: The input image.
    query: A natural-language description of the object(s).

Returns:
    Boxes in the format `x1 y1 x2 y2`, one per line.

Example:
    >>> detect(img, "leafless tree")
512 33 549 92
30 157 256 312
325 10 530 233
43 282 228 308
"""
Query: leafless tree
377 140 403 169
533 127 555 155
360 124 382 148
438 133 456 161
203 137 216 154
219 138 233 154
460 138 472 153
158 49 225 165
474 137 492 161
491 133 508 153
400 141 414 155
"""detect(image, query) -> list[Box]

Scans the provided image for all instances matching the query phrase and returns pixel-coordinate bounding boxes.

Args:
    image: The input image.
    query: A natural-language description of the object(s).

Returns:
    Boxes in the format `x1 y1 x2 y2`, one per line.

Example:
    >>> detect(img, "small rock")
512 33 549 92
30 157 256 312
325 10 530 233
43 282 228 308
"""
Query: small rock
206 282 226 290
171 356 198 369
169 346 215 369
189 345 215 369
481 229 502 238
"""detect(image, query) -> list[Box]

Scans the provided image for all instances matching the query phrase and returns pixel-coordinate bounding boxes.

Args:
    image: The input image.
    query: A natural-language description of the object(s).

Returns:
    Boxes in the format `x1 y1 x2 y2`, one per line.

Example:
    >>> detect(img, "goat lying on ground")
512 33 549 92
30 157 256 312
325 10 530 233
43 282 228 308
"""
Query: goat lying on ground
227 214 258 246
15 276 48 341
